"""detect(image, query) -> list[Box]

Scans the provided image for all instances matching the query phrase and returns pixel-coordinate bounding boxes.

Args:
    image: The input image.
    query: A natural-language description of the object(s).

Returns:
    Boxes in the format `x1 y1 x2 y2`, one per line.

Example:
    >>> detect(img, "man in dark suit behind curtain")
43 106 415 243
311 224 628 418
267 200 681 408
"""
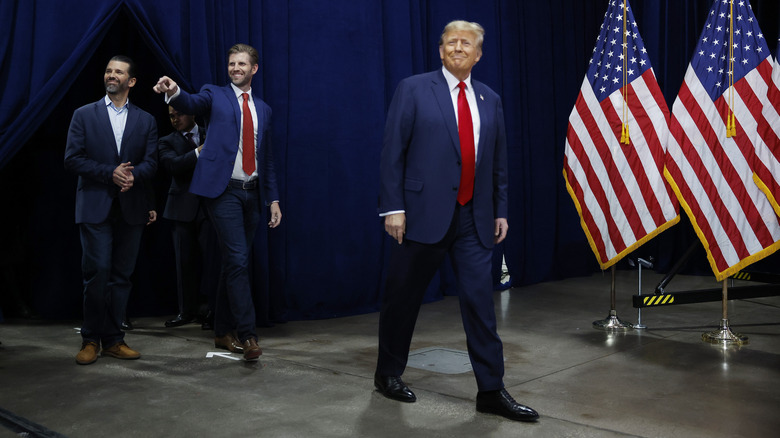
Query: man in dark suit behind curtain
375 20 539 422
64 55 158 365
158 106 219 332
153 43 282 362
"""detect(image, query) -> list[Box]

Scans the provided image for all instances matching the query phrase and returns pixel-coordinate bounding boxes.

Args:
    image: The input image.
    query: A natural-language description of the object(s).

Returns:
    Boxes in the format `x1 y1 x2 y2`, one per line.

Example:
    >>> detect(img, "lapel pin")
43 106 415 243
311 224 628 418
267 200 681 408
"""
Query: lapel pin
480 94 484 101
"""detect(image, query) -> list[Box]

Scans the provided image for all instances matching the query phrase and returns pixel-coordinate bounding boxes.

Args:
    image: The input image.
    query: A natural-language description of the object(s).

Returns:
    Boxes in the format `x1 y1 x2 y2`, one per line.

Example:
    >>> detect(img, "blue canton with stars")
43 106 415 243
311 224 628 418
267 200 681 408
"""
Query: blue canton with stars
691 0 770 102
586 0 652 103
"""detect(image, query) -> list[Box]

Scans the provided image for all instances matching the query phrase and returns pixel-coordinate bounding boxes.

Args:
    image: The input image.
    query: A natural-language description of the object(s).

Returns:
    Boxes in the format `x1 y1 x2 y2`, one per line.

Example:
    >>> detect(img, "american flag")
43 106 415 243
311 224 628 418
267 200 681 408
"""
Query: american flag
564 0 679 269
665 0 780 281
753 36 780 216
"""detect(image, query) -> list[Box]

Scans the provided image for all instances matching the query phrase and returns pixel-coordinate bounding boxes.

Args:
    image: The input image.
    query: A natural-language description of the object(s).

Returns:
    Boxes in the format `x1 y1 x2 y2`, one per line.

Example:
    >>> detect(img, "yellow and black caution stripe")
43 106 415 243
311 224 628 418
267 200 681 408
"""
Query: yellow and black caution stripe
633 284 780 308
730 271 780 283
642 294 674 306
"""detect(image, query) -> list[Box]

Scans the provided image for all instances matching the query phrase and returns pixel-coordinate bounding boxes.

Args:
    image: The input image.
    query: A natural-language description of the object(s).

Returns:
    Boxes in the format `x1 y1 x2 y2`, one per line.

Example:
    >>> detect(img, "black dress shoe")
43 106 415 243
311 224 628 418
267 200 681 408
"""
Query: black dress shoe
165 314 195 328
374 374 416 403
121 320 133 331
476 389 539 422
201 311 214 331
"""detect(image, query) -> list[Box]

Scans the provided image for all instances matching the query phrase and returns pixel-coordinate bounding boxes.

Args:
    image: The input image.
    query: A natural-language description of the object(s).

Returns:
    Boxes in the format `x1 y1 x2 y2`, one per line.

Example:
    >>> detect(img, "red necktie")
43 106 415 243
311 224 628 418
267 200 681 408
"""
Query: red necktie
241 93 256 175
457 82 475 205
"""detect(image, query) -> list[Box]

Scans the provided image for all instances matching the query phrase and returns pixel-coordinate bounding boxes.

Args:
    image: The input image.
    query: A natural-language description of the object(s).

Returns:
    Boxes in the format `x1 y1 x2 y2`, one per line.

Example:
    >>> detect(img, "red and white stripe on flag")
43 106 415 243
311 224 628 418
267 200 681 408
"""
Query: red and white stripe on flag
563 0 679 270
753 40 780 216
665 0 780 281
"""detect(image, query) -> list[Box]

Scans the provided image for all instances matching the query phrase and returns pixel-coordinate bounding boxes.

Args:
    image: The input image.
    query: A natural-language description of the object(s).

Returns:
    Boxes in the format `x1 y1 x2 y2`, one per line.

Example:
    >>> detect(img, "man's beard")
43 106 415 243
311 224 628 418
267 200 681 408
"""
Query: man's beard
105 81 123 94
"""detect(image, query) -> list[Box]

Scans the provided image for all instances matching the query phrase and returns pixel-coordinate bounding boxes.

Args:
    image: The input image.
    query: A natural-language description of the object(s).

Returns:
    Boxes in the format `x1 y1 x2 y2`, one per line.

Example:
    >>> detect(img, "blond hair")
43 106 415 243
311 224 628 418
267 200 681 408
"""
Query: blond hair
439 20 484 50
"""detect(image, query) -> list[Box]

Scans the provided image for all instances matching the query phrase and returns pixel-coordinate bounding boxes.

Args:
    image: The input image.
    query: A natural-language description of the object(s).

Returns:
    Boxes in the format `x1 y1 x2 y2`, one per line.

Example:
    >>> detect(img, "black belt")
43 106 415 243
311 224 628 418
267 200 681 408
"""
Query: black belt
228 179 258 190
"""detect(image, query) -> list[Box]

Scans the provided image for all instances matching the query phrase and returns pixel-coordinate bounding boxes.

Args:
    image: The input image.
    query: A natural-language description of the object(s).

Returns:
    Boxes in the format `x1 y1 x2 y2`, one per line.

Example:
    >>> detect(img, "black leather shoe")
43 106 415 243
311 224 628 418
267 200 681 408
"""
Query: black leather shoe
374 374 416 403
201 311 214 331
476 389 539 422
121 319 133 331
165 314 196 328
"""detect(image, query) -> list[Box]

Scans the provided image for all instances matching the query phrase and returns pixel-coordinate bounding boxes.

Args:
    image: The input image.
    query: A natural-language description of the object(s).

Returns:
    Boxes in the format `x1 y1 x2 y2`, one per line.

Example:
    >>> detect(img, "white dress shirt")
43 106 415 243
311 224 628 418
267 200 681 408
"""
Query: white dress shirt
104 95 128 154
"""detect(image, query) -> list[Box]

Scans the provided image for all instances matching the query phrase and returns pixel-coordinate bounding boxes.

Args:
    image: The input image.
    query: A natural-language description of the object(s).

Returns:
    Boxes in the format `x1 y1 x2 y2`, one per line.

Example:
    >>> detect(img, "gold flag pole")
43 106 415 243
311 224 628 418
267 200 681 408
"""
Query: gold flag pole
620 0 631 145
726 0 737 137
702 280 748 345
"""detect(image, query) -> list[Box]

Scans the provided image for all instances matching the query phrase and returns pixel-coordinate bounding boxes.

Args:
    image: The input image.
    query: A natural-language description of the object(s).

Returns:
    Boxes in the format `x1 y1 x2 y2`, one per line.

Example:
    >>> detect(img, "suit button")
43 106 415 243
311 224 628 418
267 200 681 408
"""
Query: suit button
452 187 458 191
457 160 461 166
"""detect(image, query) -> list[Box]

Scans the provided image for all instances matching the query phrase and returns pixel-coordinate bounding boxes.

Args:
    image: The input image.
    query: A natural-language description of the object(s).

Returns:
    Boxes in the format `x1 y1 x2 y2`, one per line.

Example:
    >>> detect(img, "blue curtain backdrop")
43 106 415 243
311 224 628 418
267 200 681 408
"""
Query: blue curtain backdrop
0 0 777 321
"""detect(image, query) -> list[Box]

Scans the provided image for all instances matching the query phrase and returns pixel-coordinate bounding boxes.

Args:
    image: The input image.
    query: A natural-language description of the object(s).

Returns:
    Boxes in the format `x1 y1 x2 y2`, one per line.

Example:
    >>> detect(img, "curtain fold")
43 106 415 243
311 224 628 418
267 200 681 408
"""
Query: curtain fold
0 0 777 320
0 0 123 169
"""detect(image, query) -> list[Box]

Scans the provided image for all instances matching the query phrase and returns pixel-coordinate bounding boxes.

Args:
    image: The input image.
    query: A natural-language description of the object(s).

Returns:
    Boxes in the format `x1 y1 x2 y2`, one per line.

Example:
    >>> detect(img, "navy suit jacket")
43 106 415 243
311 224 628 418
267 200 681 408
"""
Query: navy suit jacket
159 126 205 221
379 69 509 248
64 98 158 225
170 84 279 203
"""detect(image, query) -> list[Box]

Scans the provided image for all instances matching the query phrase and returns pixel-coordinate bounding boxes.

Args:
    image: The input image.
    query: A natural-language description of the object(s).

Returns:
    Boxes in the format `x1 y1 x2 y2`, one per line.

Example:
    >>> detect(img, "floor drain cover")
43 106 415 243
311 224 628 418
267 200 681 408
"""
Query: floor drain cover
407 347 472 374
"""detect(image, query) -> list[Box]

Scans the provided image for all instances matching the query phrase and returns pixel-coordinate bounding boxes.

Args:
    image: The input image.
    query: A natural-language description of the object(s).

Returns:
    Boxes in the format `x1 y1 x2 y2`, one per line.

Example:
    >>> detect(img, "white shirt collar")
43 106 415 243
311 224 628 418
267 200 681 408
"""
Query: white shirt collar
182 124 200 136
441 66 472 93
104 94 128 110
230 83 252 99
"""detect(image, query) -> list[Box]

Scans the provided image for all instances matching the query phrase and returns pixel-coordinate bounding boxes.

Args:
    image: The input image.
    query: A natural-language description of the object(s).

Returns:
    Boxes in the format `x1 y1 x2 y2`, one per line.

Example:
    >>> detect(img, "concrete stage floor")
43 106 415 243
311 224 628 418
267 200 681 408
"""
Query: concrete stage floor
1 271 778 437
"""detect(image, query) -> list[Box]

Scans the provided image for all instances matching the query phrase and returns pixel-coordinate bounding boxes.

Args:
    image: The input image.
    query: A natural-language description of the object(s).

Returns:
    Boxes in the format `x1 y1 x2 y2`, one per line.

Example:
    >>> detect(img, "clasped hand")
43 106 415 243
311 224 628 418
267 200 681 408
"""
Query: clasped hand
113 162 134 192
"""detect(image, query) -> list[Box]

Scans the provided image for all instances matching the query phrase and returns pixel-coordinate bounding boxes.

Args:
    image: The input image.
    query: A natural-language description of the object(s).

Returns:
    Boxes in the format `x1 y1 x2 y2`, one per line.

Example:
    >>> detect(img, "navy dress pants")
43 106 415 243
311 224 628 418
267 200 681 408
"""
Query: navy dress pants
376 202 505 392
204 182 261 343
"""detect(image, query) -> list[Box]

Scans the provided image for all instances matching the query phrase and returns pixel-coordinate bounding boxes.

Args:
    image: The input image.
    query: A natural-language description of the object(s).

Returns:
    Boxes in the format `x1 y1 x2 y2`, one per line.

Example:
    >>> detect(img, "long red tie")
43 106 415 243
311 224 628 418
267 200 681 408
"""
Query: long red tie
457 82 475 205
241 93 256 175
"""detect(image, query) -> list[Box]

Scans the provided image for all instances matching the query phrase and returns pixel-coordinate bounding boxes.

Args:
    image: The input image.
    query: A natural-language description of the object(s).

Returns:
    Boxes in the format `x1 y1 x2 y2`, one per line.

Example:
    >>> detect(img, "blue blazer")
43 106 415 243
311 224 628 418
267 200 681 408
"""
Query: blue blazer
170 85 279 203
64 99 158 225
379 70 509 248
158 126 205 221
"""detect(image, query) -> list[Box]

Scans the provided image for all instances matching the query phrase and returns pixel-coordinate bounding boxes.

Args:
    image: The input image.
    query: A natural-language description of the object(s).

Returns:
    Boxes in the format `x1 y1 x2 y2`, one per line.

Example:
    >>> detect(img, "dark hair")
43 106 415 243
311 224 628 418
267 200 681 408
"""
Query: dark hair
227 44 259 66
109 55 136 78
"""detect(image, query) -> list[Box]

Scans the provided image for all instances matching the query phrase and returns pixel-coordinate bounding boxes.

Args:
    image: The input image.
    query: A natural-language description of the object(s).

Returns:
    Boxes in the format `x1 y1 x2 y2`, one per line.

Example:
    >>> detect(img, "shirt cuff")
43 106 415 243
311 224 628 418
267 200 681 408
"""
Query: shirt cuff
379 210 404 217
164 87 181 104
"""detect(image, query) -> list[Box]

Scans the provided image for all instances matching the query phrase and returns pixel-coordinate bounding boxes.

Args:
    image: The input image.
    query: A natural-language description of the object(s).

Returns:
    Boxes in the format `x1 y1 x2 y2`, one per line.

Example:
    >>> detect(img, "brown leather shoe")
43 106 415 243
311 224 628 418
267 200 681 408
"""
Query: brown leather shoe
76 341 99 365
214 333 244 353
242 338 262 361
101 342 141 360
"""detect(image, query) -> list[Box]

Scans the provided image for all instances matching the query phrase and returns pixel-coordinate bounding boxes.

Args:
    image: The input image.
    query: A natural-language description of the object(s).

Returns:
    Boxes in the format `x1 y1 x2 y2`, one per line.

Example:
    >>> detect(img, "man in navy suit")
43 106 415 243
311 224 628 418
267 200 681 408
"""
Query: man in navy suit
64 55 158 365
153 43 281 361
158 107 218 332
375 21 538 422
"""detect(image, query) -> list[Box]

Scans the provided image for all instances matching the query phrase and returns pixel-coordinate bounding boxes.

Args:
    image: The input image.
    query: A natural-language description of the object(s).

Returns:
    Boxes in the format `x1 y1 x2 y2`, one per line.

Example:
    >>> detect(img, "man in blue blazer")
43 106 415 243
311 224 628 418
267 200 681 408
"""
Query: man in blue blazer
153 44 281 361
64 55 158 365
158 107 218 331
375 21 538 422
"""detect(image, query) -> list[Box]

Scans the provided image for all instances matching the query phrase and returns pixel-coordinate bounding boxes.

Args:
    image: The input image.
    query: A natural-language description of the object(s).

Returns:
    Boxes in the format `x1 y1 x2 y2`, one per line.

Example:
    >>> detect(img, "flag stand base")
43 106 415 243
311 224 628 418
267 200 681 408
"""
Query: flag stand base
702 318 748 345
593 310 633 331
593 266 633 331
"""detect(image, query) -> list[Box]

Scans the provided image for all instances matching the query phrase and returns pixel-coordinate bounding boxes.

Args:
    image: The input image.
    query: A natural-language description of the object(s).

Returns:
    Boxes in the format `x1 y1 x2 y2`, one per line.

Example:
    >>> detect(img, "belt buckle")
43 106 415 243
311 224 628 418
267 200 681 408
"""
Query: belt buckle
243 180 254 190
